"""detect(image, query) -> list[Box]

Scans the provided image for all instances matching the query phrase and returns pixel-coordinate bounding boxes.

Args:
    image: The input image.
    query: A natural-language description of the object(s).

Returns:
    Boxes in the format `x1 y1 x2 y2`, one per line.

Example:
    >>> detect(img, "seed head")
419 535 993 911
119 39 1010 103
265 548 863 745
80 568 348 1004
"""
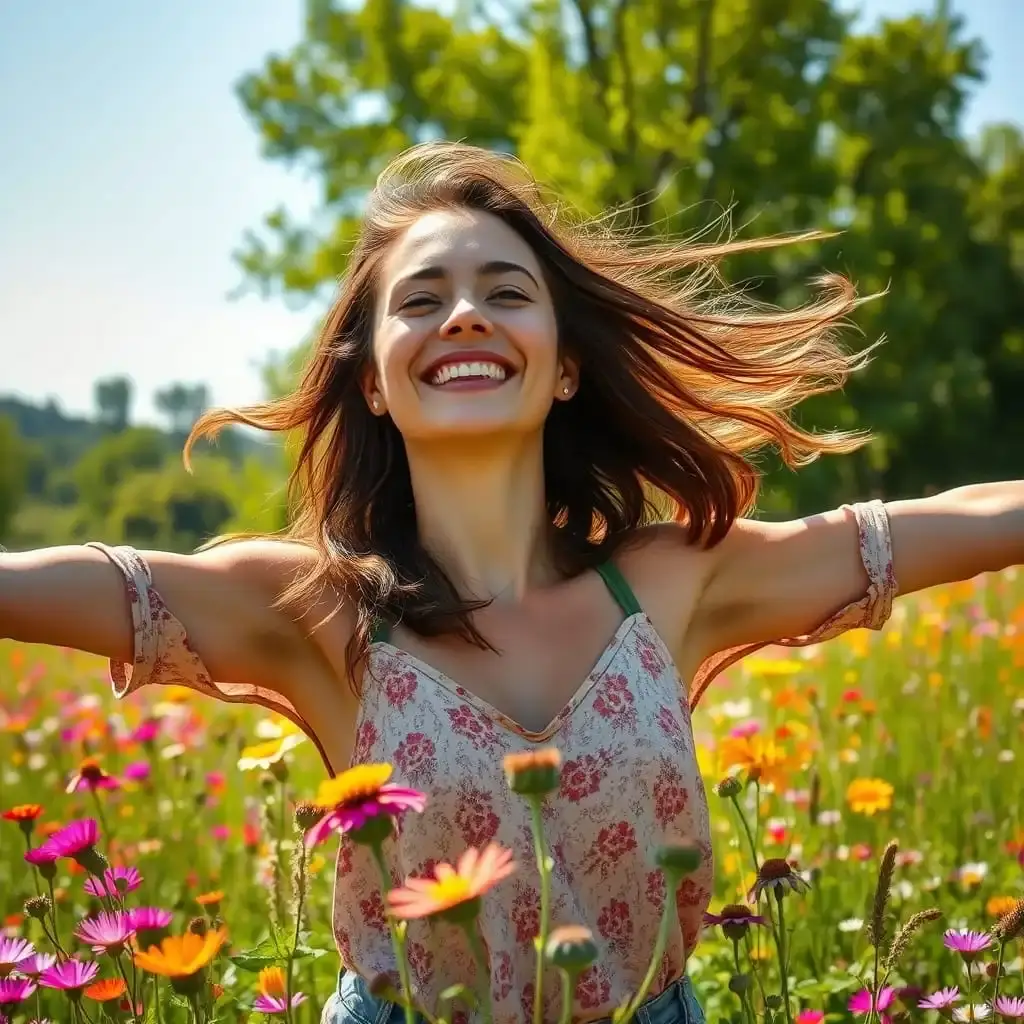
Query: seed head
992 897 1024 943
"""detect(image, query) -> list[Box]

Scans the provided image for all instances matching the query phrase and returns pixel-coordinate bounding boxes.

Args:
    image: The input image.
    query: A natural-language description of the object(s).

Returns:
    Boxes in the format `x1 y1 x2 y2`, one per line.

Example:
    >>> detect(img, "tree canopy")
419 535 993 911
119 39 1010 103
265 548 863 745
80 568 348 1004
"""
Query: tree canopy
233 0 1023 514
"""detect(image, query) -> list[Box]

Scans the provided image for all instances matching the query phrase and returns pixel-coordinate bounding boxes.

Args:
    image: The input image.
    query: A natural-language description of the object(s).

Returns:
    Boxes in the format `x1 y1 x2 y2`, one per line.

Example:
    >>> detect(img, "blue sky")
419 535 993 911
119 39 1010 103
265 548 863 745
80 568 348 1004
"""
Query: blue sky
1 1 1020 424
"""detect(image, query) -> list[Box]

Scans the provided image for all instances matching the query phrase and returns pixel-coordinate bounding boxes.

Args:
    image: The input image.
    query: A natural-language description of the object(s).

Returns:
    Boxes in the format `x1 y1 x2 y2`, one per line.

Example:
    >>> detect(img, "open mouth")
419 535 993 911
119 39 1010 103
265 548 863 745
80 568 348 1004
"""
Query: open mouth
421 357 516 388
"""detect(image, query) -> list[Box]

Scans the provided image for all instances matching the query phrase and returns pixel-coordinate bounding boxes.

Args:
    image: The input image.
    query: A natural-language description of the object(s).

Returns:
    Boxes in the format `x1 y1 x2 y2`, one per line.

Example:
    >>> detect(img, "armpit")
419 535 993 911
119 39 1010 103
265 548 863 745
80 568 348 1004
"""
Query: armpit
688 499 897 708
85 542 335 775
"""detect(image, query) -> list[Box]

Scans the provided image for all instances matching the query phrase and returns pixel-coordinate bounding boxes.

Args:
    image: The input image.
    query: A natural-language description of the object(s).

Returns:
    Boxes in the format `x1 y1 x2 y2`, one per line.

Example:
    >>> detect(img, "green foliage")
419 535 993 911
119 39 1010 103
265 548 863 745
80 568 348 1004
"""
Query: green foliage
235 0 1024 513
73 426 169 521
0 415 28 542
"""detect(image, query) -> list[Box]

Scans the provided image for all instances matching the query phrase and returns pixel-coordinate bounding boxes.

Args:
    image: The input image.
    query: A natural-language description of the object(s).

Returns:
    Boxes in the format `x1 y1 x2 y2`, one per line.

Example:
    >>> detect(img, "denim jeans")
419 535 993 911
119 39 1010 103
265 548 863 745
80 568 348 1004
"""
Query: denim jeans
320 968 705 1024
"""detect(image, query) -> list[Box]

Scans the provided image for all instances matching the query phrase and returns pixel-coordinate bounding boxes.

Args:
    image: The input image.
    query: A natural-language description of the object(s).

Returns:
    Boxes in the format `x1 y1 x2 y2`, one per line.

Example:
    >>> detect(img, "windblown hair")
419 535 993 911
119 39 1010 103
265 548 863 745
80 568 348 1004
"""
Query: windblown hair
187 141 872 686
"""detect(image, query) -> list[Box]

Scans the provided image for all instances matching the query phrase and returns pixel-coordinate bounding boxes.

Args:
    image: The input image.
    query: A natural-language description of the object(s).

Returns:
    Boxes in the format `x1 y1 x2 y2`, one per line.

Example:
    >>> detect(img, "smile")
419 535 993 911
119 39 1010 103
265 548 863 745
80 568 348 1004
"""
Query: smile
427 361 509 386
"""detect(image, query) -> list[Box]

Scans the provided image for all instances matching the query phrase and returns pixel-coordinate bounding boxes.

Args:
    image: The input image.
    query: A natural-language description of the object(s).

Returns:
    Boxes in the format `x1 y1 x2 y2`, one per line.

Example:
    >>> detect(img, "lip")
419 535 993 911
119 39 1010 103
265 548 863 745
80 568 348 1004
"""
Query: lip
419 350 518 384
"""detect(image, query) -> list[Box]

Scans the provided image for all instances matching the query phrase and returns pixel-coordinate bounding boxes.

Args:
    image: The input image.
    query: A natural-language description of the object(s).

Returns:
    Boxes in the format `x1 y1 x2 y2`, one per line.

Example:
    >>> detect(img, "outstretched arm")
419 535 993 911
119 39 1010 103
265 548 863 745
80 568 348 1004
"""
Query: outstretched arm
691 481 1024 659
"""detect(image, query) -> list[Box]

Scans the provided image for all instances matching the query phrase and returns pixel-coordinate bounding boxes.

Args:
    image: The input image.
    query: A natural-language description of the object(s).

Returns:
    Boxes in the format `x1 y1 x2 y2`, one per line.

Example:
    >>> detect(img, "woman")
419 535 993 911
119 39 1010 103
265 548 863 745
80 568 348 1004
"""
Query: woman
1 142 1021 1024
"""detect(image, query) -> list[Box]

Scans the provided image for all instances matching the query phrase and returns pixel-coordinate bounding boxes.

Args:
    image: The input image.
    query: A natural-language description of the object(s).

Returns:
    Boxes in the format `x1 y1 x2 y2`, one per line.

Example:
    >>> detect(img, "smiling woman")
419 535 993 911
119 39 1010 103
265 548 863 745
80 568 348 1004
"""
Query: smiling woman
1 140 1020 1024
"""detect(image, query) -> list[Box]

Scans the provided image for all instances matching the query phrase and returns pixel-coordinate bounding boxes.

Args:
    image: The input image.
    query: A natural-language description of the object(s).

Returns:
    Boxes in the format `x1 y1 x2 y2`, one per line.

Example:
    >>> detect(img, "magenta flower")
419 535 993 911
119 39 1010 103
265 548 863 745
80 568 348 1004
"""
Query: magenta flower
849 987 896 1022
305 766 427 848
13 952 56 978
943 928 992 962
122 761 151 782
994 996 1024 1020
254 990 308 1014
84 865 142 899
919 987 961 1011
0 977 36 1008
795 1012 824 1024
74 911 136 954
131 719 161 744
126 906 173 948
24 845 59 868
0 937 35 976
38 957 99 996
44 818 99 859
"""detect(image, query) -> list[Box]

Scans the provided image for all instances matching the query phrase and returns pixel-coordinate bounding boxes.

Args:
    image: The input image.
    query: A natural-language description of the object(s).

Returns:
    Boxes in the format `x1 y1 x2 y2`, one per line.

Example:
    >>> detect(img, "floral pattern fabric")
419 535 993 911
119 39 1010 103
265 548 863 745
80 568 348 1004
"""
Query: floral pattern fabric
88 500 896 1024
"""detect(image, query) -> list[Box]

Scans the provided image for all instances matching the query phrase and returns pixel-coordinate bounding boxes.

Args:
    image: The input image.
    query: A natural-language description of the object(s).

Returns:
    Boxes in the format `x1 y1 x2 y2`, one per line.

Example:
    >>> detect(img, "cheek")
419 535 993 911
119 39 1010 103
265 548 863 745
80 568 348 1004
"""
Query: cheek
374 326 421 389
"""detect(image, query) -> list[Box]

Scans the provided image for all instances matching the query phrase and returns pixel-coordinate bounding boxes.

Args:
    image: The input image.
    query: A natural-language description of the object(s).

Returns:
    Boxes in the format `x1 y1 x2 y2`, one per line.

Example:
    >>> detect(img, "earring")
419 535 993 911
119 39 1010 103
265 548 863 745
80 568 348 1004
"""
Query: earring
562 386 570 396
372 397 380 411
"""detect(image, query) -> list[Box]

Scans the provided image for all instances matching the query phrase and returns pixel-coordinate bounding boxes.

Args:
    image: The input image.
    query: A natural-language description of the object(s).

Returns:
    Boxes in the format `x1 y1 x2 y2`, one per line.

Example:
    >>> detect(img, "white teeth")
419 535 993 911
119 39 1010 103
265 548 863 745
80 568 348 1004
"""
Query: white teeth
429 361 508 386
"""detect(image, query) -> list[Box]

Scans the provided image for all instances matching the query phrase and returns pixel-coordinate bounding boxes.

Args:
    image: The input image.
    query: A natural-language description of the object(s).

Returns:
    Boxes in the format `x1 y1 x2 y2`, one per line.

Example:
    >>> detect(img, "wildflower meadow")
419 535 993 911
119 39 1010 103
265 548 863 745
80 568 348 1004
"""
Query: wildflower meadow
1 571 1022 1024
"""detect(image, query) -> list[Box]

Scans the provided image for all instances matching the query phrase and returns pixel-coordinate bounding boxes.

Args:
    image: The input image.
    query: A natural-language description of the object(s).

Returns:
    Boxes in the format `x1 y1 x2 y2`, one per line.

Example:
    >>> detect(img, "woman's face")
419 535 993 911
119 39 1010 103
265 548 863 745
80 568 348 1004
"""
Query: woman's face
367 208 574 442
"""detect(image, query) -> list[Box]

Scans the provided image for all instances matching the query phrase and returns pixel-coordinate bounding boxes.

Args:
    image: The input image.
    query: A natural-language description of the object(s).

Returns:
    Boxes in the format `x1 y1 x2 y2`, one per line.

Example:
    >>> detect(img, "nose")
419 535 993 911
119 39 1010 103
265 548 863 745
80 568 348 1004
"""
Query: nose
440 298 493 338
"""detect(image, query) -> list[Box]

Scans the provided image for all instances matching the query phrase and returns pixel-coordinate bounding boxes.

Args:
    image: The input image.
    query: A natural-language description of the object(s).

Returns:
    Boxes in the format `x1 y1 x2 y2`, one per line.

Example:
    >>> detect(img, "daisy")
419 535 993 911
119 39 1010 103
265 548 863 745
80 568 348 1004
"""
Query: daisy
849 986 896 1023
387 843 516 923
944 929 992 962
919 987 961 1011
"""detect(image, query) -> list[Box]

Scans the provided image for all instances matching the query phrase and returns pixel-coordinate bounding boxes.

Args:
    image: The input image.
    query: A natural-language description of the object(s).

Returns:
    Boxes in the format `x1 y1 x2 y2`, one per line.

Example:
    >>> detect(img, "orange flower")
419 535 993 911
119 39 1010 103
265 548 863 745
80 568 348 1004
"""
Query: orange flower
846 778 894 815
133 927 228 978
2 804 44 823
387 843 516 923
196 891 224 908
258 966 287 997
717 735 792 791
85 977 127 1002
987 895 1019 918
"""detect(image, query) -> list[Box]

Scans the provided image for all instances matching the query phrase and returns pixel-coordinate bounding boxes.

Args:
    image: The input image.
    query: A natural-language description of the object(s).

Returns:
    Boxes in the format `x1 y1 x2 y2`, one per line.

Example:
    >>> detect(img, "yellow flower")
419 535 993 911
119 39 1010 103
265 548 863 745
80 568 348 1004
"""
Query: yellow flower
237 733 306 772
314 763 393 809
133 928 228 978
846 778 894 815
717 735 792 792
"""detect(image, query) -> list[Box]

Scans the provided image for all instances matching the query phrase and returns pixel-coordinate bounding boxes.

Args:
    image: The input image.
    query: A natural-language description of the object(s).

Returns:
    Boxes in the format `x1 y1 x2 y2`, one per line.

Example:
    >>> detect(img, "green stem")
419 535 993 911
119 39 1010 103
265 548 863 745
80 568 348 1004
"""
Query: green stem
993 941 1006 1004
461 922 494 1024
773 890 795 1024
618 878 681 1024
285 840 308 1024
528 798 552 1024
89 787 111 840
369 842 416 1024
730 794 761 872
732 940 757 1024
556 968 580 1024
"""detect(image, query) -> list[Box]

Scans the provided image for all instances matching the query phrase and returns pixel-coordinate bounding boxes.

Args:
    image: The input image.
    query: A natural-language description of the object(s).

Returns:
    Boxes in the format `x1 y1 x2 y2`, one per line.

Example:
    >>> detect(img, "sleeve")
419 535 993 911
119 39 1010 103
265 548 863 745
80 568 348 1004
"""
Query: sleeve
84 542 336 775
688 499 897 709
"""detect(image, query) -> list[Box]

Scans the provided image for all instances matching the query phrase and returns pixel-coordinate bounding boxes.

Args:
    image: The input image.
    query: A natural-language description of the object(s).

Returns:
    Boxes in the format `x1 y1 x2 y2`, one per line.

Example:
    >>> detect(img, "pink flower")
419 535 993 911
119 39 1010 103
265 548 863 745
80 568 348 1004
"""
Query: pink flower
0 977 36 1009
74 911 136 954
943 929 992 962
0 937 35 975
994 996 1024 1020
84 865 142 899
38 956 99 994
43 818 99 859
796 1012 825 1024
254 991 308 1014
13 952 56 978
122 761 151 782
918 987 960 1011
849 987 896 1022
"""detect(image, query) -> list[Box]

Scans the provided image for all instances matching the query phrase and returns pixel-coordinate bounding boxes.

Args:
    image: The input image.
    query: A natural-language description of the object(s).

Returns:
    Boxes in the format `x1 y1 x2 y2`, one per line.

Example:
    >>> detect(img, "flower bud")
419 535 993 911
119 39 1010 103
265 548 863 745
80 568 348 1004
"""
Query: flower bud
653 840 703 878
188 916 209 937
270 759 289 784
766 995 783 1010
504 748 561 797
24 895 52 920
294 801 325 833
545 925 598 972
728 974 752 995
715 777 742 799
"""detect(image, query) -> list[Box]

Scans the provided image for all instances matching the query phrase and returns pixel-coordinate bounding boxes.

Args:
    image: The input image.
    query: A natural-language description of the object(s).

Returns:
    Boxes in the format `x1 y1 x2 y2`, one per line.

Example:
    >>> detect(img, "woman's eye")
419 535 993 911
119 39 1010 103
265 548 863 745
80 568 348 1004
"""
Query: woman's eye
491 289 529 302
399 295 438 311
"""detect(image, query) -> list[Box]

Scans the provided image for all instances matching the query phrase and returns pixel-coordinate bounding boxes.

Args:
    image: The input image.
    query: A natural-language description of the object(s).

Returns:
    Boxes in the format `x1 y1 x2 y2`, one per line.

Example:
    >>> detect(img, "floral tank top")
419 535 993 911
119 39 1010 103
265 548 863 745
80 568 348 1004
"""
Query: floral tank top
87 500 896 1024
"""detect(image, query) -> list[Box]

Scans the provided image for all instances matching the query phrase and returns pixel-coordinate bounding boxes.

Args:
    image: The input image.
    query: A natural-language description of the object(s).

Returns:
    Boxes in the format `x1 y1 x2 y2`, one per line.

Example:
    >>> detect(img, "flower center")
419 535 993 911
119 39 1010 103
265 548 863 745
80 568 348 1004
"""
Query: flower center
758 858 792 881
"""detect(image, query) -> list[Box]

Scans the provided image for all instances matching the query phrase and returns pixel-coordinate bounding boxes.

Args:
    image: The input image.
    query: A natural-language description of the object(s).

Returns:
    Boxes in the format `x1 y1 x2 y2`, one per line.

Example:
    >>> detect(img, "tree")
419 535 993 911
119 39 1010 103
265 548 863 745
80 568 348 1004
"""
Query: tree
73 426 169 522
0 416 28 541
93 376 133 433
154 383 211 434
235 0 1023 512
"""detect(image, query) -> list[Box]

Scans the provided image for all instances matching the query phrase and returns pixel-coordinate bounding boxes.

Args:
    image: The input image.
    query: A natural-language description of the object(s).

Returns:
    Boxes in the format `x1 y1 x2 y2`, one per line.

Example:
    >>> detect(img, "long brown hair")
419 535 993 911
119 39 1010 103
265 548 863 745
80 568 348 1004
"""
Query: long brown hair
187 141 873 686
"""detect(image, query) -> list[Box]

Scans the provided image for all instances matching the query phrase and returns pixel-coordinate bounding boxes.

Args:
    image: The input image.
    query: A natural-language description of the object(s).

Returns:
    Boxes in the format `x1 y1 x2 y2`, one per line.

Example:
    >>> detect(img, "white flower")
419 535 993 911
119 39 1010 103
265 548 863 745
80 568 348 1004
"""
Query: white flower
838 917 863 933
817 809 842 826
997 749 1015 763
721 699 752 719
952 1003 991 1022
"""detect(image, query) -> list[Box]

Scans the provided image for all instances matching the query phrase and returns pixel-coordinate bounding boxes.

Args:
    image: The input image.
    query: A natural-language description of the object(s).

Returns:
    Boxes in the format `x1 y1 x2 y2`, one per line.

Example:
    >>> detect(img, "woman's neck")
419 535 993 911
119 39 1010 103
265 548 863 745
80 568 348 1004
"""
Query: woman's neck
405 436 558 602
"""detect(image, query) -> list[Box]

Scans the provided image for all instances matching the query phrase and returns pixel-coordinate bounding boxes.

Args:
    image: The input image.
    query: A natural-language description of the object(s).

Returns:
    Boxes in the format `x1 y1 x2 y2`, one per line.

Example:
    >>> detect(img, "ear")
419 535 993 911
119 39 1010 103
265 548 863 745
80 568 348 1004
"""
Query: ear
556 356 581 400
360 368 386 415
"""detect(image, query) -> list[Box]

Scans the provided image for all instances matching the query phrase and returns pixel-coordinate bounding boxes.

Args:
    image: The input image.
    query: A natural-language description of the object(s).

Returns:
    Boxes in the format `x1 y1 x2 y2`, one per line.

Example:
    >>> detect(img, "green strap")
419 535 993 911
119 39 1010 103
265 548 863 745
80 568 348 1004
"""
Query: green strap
595 561 643 617
370 618 391 644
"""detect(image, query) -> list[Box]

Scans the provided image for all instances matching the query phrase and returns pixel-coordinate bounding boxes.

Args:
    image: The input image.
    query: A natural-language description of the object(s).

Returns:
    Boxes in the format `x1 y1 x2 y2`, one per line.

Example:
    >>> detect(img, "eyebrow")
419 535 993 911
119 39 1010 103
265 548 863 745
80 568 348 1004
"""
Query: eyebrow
396 260 539 290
